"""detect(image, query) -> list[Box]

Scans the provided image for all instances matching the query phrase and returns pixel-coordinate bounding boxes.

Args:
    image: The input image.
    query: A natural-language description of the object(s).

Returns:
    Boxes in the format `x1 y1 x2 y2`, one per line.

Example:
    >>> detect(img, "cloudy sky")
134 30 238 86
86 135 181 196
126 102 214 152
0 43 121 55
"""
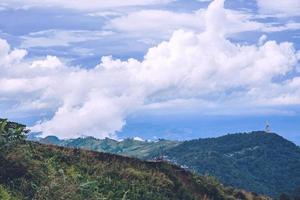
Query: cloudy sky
0 0 300 144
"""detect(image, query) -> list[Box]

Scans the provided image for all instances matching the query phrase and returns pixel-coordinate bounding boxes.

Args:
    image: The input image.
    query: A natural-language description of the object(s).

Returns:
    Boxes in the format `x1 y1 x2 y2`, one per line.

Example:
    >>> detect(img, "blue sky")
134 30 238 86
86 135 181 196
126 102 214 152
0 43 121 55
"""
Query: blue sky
0 0 300 144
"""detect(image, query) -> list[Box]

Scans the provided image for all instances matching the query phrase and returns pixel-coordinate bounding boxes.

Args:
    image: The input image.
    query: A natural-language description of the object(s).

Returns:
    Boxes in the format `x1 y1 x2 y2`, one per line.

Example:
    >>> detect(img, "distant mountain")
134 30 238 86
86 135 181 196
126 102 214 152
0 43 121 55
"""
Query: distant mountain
1 119 269 200
37 131 300 198
164 132 300 198
39 136 180 159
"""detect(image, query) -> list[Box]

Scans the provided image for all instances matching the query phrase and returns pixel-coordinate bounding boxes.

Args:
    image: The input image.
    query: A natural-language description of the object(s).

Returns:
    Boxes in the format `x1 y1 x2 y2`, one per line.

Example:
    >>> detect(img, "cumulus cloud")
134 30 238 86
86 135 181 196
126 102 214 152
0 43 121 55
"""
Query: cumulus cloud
1 0 299 139
104 2 299 41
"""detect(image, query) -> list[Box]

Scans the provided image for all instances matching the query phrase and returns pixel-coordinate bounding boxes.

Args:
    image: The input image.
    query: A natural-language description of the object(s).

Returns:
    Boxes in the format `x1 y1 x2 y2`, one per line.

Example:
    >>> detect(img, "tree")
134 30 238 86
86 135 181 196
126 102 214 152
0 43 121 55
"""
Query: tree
0 119 29 150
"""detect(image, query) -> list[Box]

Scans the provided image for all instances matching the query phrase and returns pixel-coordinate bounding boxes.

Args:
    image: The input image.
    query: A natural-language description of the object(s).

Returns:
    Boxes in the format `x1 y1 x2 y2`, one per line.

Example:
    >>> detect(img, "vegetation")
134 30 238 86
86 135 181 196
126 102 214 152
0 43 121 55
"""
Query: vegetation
39 136 180 159
164 132 300 198
0 119 271 200
38 131 300 198
0 119 29 150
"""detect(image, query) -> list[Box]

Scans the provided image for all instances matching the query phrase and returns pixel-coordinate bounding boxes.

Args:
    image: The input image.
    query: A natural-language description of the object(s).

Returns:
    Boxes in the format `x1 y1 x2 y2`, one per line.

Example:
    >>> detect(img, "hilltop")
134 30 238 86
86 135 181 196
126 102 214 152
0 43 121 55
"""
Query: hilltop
164 132 300 198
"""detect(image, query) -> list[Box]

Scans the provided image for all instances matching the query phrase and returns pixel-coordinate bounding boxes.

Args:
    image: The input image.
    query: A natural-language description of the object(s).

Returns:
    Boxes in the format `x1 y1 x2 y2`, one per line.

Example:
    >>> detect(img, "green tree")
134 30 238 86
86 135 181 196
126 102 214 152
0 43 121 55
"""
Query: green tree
0 119 29 151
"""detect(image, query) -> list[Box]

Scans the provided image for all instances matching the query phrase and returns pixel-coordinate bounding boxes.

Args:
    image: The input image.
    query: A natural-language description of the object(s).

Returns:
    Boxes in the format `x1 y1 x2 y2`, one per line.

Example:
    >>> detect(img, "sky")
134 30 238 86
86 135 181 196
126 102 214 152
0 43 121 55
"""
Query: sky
0 0 300 144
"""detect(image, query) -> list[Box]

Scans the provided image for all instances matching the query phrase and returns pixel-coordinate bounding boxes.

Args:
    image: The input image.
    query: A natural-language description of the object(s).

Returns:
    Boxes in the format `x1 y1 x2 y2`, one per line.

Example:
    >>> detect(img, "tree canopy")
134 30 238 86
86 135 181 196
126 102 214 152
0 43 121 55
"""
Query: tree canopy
0 119 29 150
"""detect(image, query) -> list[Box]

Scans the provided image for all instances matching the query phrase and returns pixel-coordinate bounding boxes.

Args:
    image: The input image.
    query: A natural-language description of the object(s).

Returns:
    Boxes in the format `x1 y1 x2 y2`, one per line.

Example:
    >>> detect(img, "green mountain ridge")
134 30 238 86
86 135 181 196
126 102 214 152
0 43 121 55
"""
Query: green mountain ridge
39 136 180 159
0 118 270 200
37 131 300 198
164 132 300 198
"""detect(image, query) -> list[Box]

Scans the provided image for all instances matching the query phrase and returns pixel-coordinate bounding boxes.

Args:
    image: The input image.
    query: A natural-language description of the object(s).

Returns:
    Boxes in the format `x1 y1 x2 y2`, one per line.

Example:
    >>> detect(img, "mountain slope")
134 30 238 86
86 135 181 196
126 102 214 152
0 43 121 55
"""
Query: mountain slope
1 119 270 200
39 136 180 159
164 131 300 198
1 142 270 200
38 131 300 198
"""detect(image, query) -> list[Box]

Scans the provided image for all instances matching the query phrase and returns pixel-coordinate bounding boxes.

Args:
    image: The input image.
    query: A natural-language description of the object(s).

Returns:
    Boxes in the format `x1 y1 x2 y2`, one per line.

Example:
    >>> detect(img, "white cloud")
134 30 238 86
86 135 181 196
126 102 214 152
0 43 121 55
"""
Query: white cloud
133 136 144 141
105 9 205 39
104 1 299 41
14 1 300 52
88 11 123 18
0 0 174 11
30 55 63 69
258 34 267 46
1 0 299 139
262 22 300 32
21 30 113 48
257 0 300 16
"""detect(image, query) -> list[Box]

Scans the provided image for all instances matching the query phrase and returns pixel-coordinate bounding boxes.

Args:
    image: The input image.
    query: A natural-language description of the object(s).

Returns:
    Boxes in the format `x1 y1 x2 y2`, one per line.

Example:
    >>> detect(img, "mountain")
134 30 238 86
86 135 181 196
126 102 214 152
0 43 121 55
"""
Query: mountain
1 119 271 200
164 132 300 198
39 136 180 159
38 131 300 198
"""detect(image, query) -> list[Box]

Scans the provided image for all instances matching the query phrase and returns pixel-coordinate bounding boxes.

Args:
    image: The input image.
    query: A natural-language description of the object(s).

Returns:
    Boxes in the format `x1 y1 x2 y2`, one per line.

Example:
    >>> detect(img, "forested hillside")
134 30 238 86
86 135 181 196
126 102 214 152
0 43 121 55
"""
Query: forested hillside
0 119 270 200
38 131 300 198
164 132 300 198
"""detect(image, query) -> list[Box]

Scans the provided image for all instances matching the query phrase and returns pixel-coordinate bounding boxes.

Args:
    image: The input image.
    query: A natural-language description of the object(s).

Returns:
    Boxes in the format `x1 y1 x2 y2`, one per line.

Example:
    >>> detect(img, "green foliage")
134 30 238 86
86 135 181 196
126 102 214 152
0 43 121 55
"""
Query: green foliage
39 131 300 198
0 185 17 200
164 131 300 198
0 120 270 200
0 119 29 150
0 185 11 200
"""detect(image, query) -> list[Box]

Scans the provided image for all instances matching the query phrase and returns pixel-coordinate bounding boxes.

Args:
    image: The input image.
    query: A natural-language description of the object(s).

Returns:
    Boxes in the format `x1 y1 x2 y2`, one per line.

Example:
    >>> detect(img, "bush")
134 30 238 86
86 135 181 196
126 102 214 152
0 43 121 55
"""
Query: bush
0 119 29 150
0 185 16 200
